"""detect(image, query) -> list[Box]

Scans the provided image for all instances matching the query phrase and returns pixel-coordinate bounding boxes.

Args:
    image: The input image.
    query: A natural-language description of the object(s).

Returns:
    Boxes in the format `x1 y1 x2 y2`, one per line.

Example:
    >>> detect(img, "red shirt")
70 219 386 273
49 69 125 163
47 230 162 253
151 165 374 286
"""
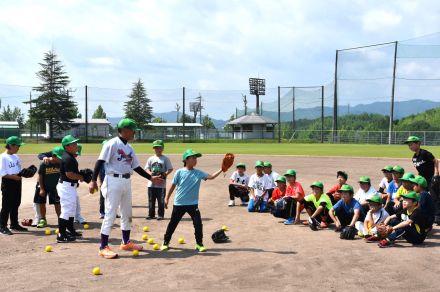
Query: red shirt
326 183 342 201
286 182 305 201
271 188 286 201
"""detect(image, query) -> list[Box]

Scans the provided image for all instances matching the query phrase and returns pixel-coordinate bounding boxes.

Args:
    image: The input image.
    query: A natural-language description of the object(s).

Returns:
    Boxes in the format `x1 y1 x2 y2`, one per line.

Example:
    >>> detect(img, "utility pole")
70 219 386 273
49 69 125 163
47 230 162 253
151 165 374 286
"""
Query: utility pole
242 94 248 115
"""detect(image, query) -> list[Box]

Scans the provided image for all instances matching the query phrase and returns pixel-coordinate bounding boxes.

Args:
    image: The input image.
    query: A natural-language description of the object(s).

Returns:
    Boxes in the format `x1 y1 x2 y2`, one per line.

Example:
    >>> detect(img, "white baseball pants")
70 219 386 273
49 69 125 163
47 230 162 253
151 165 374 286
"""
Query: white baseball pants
57 181 78 220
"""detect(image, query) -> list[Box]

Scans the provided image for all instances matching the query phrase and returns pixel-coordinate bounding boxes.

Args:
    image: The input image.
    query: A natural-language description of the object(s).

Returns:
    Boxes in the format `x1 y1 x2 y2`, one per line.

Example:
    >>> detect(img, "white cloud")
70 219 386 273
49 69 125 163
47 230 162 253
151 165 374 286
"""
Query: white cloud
362 9 402 32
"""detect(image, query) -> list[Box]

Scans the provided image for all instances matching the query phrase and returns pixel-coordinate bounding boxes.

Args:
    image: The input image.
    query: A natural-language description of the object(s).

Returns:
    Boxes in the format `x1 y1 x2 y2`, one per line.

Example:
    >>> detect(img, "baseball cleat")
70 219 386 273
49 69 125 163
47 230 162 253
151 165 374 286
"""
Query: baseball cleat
99 246 118 259
120 241 143 251
195 244 207 252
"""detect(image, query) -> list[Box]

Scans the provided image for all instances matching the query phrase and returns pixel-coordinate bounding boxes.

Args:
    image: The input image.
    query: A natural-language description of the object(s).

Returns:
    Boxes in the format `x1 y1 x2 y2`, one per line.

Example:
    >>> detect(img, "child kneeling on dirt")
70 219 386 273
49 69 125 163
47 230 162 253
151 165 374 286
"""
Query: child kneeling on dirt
228 163 249 207
247 161 272 213
267 176 290 220
329 184 365 232
161 149 223 252
300 181 333 230
378 191 429 248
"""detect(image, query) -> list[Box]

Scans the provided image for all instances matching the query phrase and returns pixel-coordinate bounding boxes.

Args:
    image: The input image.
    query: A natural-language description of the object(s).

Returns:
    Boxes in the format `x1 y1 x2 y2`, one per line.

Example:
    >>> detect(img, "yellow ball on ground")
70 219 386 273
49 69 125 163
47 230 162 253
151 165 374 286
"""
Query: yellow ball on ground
221 225 229 231
45 245 53 252
147 238 154 244
55 229 59 234
178 238 185 244
153 243 159 250
83 224 89 230
92 267 101 275
143 226 149 232
132 249 139 257
142 234 148 240
45 229 51 235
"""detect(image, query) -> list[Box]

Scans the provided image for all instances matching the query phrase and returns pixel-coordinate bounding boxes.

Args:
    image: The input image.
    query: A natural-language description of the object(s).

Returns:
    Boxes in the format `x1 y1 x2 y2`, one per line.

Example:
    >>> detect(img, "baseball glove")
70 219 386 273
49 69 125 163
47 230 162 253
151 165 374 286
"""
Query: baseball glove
308 217 320 231
340 226 357 240
19 165 37 178
221 153 235 172
80 168 93 183
374 223 393 239
212 229 230 243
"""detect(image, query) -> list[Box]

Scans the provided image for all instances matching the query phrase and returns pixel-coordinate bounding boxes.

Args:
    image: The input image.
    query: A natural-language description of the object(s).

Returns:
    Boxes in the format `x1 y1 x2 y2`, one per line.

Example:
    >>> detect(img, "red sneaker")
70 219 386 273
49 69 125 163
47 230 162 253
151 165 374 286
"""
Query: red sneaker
378 239 391 248
365 236 380 243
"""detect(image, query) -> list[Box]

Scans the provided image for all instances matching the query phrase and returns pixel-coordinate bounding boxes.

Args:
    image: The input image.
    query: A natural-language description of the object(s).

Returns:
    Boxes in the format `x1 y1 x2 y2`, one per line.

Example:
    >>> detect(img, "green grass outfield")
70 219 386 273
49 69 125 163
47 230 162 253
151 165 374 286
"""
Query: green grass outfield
16 142 440 158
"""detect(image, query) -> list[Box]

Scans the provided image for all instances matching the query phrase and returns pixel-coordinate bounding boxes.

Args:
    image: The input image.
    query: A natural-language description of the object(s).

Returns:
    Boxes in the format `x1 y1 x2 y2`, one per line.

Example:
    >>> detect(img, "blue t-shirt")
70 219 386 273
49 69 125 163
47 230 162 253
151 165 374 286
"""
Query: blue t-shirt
387 181 401 200
333 198 364 217
172 168 208 206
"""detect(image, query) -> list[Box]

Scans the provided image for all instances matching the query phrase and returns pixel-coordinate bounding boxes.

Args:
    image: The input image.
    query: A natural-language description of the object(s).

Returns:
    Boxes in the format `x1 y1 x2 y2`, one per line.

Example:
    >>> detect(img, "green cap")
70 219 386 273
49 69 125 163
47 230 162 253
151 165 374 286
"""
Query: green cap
358 176 371 183
76 143 82 156
275 175 286 183
182 149 202 161
152 140 164 148
61 135 79 147
263 162 272 167
404 136 421 144
337 171 348 179
400 172 415 182
410 175 427 188
310 181 324 189
367 194 383 204
52 146 64 159
5 136 24 146
284 169 297 176
338 184 354 193
101 140 108 145
117 118 140 131
236 163 246 169
392 165 405 174
255 160 264 168
401 191 420 202
381 166 393 172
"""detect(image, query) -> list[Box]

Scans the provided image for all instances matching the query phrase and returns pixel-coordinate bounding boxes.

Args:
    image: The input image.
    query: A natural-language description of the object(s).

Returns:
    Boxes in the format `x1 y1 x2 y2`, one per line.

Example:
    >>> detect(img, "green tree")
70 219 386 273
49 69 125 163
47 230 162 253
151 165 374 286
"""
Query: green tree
223 114 236 131
124 79 153 129
92 105 107 119
0 105 25 128
152 117 166 123
27 50 78 139
202 115 215 129
178 113 193 123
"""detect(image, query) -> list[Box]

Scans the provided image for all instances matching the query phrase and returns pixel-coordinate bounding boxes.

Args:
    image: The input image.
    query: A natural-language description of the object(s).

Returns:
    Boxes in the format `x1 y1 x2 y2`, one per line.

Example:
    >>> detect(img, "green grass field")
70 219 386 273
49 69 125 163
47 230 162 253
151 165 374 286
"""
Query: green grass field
16 142 440 158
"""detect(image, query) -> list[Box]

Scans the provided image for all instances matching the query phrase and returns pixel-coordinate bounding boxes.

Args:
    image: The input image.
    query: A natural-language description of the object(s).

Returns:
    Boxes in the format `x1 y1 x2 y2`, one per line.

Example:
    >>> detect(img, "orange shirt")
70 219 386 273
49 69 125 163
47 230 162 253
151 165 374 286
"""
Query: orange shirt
271 187 286 201
326 183 342 201
286 182 305 201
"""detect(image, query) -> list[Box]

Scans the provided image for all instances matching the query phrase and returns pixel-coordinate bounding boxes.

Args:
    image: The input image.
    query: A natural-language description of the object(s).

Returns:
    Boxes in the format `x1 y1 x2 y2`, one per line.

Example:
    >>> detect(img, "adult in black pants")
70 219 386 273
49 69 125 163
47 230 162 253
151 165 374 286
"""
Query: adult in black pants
0 136 27 235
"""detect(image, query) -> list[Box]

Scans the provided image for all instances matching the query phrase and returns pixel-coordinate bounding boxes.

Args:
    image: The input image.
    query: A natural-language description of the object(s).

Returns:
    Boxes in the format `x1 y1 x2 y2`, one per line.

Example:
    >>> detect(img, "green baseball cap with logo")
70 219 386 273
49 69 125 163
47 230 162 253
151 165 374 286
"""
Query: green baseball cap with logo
117 118 140 131
152 140 164 148
263 162 272 167
310 181 324 189
5 136 24 146
76 143 82 156
61 135 79 147
404 136 421 144
255 160 264 168
410 175 428 188
52 146 64 159
381 166 393 172
400 172 415 182
358 176 371 183
284 169 297 177
392 165 405 174
275 175 286 183
236 163 246 169
182 149 202 161
401 191 420 202
338 184 354 193
367 193 383 204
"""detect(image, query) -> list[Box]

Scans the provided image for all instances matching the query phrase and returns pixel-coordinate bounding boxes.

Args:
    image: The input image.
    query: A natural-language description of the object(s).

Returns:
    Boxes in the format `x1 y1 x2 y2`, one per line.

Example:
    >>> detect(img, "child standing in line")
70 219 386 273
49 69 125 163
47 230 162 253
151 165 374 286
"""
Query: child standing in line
161 149 222 252
145 140 173 220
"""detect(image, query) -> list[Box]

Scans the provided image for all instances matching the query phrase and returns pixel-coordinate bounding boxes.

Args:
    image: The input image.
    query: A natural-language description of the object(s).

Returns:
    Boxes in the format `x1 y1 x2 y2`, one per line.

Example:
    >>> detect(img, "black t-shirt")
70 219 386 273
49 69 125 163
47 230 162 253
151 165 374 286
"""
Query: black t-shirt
412 149 435 183
60 151 79 183
396 207 427 237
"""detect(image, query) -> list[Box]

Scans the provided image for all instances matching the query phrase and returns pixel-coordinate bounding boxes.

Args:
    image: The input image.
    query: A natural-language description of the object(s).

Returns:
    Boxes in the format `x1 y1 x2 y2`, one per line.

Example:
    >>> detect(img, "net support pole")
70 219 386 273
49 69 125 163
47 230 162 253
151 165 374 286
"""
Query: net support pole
388 41 398 145
182 86 185 142
321 85 324 143
333 50 338 143
278 86 281 143
85 85 88 143
292 87 295 131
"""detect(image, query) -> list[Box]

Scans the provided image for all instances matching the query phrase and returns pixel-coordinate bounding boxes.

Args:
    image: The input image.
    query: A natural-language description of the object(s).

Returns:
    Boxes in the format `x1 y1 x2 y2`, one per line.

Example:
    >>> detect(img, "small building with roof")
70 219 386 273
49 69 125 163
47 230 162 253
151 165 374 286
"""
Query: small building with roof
47 118 111 139
226 112 277 139
146 122 203 139
0 121 20 138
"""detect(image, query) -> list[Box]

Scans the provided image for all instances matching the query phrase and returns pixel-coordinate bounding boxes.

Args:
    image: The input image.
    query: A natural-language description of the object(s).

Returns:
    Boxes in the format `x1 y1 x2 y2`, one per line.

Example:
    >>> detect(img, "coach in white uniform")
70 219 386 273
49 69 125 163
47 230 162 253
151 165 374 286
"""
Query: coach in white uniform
89 118 162 259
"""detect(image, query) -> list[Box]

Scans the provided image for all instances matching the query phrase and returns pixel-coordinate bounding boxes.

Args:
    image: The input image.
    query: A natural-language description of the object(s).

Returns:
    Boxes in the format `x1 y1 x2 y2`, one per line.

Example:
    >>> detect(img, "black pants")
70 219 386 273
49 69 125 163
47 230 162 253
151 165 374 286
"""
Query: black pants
272 197 296 219
388 218 426 244
0 178 22 227
148 187 165 218
334 208 363 227
164 204 203 245
304 201 333 223
228 185 249 201
429 180 440 218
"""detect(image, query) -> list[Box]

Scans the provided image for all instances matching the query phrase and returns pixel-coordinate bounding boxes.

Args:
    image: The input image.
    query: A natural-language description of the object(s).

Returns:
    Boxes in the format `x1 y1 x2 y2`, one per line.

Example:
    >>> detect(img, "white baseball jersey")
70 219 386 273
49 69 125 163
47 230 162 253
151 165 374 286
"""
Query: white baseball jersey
354 186 377 204
378 177 390 191
266 171 279 188
230 171 249 186
0 152 21 176
98 137 140 174
248 173 272 200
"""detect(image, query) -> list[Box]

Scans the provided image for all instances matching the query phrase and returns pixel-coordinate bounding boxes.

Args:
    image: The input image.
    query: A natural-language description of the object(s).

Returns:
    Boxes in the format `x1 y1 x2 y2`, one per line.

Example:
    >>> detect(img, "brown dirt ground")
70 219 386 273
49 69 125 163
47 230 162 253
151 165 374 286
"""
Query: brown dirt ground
0 154 439 292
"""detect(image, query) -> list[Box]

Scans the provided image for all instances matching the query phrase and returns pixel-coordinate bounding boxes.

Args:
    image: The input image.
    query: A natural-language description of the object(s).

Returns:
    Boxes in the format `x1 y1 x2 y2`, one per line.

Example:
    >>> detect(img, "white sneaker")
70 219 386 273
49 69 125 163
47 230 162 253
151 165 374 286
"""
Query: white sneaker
228 200 235 207
31 217 40 227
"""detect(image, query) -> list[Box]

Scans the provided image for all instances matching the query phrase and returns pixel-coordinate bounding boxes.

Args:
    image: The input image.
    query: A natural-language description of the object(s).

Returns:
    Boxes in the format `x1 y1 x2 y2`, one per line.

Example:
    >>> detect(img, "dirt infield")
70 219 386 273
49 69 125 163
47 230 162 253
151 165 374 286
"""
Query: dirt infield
0 154 439 291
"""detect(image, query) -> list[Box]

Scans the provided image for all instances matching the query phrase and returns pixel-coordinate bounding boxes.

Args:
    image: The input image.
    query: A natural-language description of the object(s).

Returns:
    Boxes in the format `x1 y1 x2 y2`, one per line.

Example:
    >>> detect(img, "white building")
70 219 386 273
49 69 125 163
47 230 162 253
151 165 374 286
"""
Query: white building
46 118 111 138
227 113 277 140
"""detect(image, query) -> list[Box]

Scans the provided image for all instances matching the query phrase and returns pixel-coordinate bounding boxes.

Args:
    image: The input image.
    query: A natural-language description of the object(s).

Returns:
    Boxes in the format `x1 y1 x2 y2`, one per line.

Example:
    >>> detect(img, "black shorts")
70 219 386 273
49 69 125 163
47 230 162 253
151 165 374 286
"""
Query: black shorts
33 187 60 205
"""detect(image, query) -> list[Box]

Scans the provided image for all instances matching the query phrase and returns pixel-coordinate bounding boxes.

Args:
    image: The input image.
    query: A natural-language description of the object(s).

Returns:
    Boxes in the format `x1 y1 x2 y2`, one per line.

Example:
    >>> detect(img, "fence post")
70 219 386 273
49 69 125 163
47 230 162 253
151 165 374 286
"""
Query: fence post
321 85 324 143
182 86 185 142
278 86 281 143
388 41 398 145
85 85 89 143
333 50 339 143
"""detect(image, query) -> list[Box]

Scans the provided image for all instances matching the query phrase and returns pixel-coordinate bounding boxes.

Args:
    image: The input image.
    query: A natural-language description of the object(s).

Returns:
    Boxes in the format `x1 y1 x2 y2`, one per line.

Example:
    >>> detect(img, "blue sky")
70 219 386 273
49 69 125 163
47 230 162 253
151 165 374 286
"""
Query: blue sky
0 0 439 119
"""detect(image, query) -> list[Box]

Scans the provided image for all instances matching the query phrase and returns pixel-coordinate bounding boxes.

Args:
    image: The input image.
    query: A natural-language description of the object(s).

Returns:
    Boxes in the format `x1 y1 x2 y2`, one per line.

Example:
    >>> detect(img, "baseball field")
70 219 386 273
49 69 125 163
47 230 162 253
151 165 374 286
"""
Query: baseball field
0 143 439 291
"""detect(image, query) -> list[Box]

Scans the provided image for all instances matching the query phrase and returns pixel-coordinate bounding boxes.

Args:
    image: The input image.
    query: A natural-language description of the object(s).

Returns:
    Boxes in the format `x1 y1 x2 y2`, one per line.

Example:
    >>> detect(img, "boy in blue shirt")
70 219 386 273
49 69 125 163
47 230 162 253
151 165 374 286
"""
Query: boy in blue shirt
329 184 365 232
161 149 223 252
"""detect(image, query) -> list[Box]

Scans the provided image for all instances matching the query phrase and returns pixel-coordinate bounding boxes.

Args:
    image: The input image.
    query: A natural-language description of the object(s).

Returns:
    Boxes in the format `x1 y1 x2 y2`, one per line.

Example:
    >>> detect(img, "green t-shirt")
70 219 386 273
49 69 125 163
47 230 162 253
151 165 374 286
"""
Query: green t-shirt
38 162 61 190
304 193 333 210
